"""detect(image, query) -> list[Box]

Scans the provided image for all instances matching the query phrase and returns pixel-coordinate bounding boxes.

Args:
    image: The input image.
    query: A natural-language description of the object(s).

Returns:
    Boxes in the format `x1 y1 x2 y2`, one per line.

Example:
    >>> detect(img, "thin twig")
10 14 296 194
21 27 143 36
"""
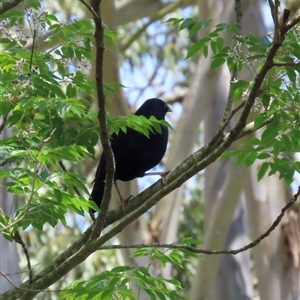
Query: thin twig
12 231 33 283
28 30 36 71
3 3 300 300
274 0 281 40
0 270 19 289
98 186 300 254
78 0 101 21
237 116 274 138
0 270 63 293
221 0 242 125
268 0 279 37
228 100 246 120
272 61 300 66
0 114 8 134
268 0 276 23
89 0 115 239
58 160 81 197
282 12 300 33
0 159 9 167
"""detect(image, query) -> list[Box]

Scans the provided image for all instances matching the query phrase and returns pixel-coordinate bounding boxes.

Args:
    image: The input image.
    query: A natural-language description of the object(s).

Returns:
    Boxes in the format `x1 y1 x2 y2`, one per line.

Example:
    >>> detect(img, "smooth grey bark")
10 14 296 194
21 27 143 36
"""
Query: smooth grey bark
190 1 267 299
0 128 21 294
116 0 196 25
215 196 253 300
150 45 220 259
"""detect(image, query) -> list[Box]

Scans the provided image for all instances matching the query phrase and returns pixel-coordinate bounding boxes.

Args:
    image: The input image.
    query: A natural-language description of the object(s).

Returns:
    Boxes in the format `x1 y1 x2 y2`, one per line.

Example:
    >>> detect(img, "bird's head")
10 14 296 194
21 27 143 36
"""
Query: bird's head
135 98 172 120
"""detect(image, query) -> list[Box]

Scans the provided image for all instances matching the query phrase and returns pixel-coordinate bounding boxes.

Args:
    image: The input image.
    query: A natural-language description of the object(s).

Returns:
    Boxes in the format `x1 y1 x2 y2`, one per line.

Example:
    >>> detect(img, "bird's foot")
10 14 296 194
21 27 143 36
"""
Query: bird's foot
120 195 134 212
160 171 170 185
144 171 170 184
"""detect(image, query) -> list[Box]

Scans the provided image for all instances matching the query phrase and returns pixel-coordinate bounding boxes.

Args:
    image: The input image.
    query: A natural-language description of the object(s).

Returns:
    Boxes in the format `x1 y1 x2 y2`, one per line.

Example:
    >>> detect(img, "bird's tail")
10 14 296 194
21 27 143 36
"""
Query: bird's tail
90 178 105 208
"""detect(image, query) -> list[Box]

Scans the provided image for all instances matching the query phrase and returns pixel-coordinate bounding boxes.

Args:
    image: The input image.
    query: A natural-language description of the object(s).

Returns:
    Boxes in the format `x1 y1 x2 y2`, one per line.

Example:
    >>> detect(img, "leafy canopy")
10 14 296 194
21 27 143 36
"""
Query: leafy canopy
0 2 300 300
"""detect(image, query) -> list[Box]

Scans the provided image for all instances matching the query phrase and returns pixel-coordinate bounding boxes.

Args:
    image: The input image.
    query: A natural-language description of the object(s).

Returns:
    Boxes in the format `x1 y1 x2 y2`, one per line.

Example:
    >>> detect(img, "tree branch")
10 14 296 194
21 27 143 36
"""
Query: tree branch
238 116 273 138
0 115 8 135
101 9 293 231
98 186 300 254
58 160 82 197
88 0 116 239
272 61 300 66
99 186 300 255
282 9 300 33
12 231 32 283
0 0 24 15
78 0 101 21
2 2 300 299
221 0 243 124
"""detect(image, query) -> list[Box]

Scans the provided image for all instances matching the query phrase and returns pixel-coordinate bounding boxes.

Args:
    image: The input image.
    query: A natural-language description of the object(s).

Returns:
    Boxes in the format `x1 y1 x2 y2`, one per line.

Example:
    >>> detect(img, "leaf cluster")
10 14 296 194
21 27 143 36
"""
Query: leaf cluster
1 3 300 300
0 7 171 241
60 244 199 300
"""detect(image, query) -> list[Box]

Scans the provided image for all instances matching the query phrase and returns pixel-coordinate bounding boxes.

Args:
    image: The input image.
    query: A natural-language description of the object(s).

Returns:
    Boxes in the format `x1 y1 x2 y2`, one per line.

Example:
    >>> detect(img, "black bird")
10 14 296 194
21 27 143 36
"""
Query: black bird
91 98 171 208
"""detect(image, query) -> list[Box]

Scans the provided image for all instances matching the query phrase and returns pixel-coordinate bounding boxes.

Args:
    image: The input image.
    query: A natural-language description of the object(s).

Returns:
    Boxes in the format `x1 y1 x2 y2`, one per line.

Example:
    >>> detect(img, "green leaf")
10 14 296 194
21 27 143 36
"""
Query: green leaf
186 37 211 59
178 18 195 31
210 40 217 55
261 123 280 146
245 151 257 167
144 288 157 300
257 162 269 181
111 266 135 273
281 134 293 152
210 57 226 70
231 80 250 101
203 44 208 58
50 146 87 162
181 237 199 245
219 150 241 161
216 37 224 51
165 17 184 26
254 113 270 129
257 152 271 159
165 278 183 289
0 99 12 116
189 22 203 37
101 288 114 300
66 84 77 98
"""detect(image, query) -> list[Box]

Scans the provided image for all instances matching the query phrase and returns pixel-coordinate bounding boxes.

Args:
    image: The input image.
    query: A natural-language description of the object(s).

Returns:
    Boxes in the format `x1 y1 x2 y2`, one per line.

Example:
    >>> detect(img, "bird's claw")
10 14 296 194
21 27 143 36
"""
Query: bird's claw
160 171 170 185
121 195 134 212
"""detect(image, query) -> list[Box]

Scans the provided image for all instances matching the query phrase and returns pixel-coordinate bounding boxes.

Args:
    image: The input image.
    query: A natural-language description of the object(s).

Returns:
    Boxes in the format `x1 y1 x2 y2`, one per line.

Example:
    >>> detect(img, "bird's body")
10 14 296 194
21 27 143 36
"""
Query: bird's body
91 98 171 207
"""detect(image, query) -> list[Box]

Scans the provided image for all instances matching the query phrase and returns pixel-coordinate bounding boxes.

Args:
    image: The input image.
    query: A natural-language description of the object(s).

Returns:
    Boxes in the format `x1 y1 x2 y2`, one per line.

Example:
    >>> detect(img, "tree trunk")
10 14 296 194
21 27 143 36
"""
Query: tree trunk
0 128 21 293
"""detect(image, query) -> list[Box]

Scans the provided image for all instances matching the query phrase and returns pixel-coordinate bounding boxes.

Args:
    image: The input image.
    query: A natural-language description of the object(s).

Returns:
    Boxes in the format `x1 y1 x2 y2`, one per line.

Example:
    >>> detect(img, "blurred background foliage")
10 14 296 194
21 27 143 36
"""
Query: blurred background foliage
1 0 300 299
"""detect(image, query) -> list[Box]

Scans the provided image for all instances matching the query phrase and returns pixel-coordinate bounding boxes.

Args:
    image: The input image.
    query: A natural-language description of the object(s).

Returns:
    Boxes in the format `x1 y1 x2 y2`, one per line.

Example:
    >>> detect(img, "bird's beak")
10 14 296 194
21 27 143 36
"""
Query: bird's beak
167 106 172 112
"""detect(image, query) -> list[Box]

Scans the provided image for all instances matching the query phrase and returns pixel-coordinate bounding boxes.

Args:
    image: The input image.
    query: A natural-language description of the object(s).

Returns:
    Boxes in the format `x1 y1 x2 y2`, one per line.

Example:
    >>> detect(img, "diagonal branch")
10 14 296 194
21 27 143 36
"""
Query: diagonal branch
98 6 292 236
78 0 101 21
12 231 32 283
98 186 300 254
0 0 24 15
282 11 300 33
2 3 300 300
